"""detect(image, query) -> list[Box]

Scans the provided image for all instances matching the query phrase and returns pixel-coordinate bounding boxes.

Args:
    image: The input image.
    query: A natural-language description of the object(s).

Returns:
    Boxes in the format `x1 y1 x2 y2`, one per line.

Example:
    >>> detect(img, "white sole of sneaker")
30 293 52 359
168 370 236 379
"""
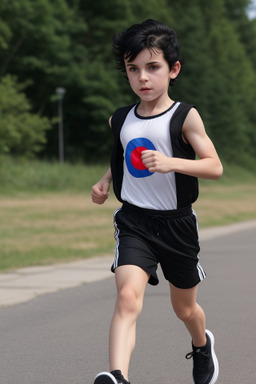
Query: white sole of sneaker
94 371 118 384
206 329 219 384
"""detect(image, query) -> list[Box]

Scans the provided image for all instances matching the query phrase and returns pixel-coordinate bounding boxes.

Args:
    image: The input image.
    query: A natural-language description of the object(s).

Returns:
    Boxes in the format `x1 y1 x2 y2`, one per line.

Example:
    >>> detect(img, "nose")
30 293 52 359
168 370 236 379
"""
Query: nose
139 69 148 82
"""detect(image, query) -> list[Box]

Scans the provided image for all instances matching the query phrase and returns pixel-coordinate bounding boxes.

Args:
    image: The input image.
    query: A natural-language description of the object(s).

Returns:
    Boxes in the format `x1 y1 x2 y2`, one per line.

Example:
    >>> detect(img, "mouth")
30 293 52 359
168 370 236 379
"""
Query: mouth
140 87 151 92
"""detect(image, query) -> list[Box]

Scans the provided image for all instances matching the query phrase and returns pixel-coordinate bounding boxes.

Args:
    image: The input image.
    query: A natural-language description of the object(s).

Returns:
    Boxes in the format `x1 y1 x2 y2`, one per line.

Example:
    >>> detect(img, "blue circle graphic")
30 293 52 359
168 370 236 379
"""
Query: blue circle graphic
125 138 156 178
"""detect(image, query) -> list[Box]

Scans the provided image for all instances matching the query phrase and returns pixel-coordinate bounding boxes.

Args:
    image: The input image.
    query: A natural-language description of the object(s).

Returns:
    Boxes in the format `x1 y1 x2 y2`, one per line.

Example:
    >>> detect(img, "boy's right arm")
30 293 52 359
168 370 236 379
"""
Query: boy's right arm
91 167 112 205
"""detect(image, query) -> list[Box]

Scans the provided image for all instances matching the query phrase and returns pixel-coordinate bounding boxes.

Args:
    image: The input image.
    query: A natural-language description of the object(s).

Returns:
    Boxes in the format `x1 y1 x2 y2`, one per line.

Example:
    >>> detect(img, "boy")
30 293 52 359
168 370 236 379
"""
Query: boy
91 19 222 384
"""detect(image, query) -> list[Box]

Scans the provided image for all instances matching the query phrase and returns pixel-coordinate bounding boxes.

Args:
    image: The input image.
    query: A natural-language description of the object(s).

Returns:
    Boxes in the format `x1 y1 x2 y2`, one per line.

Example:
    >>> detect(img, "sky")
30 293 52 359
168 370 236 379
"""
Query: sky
247 0 256 19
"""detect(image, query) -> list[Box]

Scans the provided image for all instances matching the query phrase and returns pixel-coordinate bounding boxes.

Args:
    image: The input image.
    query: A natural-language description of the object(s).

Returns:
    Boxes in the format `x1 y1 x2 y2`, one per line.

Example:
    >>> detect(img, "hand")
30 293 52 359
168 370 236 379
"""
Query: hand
91 179 110 204
141 150 172 173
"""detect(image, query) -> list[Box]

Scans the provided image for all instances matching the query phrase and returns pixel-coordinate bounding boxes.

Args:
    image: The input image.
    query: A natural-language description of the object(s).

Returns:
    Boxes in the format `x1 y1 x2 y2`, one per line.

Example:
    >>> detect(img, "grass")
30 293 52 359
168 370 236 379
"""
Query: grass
194 183 256 227
0 157 107 194
0 194 117 270
0 158 256 272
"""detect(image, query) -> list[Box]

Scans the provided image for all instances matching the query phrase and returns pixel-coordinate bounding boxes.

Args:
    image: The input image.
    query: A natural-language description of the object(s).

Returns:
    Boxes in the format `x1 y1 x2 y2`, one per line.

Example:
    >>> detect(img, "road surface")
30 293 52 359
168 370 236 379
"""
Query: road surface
0 223 255 383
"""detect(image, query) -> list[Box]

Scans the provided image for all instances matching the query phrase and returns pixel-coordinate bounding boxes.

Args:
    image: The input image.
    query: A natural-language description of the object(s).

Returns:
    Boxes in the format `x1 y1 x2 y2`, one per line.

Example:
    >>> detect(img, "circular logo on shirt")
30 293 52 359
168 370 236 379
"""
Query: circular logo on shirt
125 138 156 178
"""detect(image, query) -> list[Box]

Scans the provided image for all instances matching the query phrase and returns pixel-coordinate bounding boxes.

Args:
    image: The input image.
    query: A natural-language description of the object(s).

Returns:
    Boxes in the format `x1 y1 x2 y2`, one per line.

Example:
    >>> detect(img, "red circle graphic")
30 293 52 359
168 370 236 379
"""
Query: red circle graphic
131 146 147 170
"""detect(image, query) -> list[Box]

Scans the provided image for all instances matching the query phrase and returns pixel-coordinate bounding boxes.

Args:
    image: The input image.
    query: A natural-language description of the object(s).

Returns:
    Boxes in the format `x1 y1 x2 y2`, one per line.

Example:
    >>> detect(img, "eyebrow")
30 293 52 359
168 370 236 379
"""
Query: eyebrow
126 61 160 66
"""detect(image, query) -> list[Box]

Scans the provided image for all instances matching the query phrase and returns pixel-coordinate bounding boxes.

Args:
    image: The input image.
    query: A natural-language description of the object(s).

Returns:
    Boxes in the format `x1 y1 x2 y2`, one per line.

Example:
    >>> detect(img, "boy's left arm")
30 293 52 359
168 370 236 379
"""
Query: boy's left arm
141 108 223 180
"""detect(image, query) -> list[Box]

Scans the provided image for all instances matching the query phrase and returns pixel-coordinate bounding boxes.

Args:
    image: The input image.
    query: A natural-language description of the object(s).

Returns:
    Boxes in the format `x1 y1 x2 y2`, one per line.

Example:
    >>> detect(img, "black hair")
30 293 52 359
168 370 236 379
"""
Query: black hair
112 19 183 86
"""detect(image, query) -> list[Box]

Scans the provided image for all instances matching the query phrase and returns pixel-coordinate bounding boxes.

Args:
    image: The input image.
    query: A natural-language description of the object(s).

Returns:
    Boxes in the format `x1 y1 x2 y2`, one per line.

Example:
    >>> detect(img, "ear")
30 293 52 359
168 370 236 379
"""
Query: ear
169 61 181 80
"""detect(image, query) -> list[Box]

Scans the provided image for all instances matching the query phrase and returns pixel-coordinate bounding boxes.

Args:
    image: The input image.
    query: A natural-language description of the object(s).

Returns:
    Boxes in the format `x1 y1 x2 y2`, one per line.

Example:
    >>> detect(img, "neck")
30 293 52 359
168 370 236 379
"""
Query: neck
137 97 174 116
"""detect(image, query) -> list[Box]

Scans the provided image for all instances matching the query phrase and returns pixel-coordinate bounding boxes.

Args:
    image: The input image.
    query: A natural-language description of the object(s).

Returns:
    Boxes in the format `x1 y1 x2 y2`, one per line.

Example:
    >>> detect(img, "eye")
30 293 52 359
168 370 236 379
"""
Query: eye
128 66 137 72
149 65 159 71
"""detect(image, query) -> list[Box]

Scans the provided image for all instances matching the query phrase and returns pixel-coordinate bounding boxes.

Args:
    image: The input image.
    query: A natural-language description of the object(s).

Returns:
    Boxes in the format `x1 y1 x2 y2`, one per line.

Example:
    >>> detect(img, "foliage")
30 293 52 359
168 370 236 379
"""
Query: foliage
0 75 50 156
0 0 256 166
198 0 256 163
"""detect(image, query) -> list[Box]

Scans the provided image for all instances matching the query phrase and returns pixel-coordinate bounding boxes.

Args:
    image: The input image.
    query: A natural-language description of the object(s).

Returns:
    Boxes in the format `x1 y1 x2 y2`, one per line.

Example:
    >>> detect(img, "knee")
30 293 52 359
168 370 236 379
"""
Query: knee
116 286 143 317
173 304 194 323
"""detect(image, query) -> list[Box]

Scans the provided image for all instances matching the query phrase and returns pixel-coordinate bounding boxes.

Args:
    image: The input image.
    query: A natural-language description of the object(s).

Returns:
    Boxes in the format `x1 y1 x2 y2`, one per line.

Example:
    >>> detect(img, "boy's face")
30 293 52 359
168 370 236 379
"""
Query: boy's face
124 48 180 103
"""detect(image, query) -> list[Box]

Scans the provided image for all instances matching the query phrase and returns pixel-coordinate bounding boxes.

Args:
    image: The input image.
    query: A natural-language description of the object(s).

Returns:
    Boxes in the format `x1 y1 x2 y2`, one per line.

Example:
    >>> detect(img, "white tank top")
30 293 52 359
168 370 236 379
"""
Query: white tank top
120 102 180 210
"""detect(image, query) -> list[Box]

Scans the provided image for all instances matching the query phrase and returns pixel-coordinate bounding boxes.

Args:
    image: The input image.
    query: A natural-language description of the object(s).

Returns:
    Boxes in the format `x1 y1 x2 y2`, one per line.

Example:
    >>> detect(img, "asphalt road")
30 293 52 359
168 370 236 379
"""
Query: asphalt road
0 224 255 384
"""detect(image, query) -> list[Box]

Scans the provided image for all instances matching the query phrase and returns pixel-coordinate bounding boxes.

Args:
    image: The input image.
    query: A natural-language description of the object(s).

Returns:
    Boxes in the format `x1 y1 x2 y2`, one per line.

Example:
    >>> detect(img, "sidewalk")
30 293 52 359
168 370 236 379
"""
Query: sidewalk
0 256 113 308
0 220 256 308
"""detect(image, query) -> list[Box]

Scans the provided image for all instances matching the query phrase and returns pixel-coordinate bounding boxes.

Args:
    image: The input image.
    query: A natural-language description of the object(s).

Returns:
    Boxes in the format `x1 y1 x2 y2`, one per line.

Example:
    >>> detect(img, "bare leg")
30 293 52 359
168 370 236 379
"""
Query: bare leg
109 265 149 380
170 283 207 347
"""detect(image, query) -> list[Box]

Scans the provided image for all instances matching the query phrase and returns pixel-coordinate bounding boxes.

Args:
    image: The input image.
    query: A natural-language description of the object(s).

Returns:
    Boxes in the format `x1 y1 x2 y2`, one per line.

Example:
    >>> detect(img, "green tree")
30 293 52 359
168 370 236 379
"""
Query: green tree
199 0 256 164
0 0 88 160
0 0 87 113
1 0 256 166
168 0 212 123
0 75 50 156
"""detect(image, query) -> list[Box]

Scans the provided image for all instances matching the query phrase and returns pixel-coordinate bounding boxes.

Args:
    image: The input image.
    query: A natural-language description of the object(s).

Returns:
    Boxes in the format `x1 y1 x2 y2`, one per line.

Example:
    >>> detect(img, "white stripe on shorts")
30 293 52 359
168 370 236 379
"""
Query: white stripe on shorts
193 209 207 282
197 261 206 281
113 208 121 270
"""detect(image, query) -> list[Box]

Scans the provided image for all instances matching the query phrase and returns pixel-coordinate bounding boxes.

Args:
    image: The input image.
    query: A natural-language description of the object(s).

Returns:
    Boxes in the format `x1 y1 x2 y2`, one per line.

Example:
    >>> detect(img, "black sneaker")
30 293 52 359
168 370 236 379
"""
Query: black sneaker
186 329 219 384
94 370 130 384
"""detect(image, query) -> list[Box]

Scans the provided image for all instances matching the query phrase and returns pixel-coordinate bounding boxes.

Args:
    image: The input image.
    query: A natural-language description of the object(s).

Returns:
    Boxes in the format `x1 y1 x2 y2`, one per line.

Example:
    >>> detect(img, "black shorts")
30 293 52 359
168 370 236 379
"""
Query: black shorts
111 202 206 289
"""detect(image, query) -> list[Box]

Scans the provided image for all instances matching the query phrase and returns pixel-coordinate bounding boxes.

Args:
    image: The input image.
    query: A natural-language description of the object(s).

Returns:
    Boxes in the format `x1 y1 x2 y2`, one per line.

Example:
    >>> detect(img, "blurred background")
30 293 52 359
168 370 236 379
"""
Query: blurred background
1 0 256 164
